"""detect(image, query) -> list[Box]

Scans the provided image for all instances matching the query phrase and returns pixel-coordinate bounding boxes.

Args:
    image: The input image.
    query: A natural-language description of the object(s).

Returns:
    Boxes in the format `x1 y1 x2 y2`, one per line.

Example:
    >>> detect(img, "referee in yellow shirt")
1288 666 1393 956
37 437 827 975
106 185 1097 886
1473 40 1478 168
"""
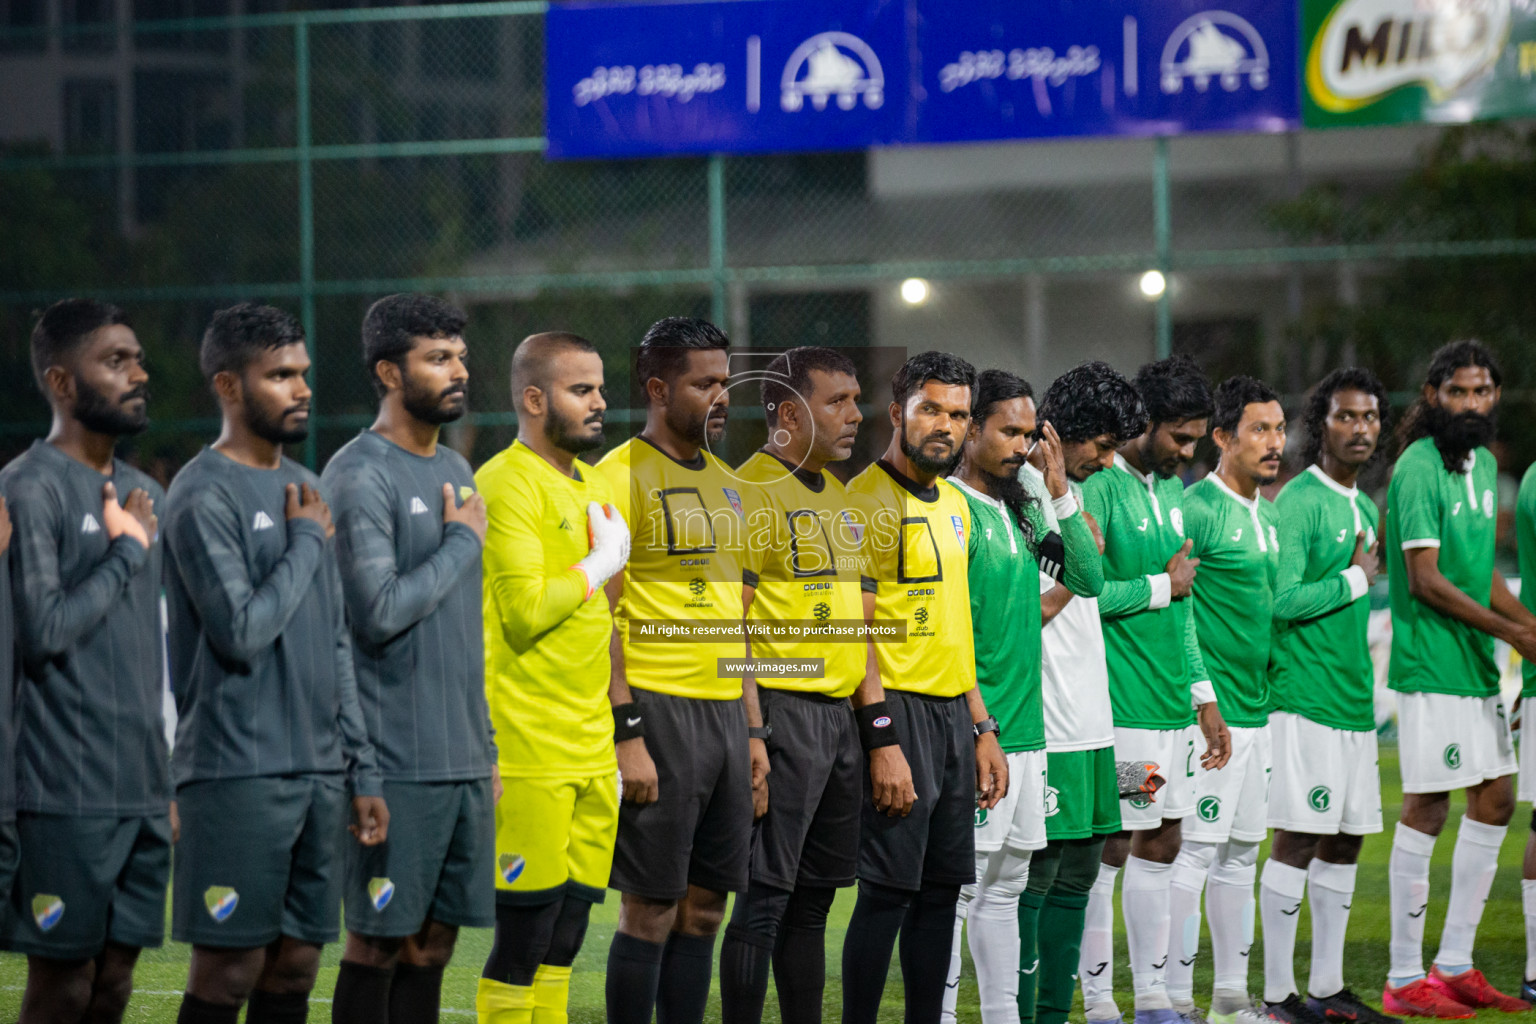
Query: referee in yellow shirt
475 332 631 1023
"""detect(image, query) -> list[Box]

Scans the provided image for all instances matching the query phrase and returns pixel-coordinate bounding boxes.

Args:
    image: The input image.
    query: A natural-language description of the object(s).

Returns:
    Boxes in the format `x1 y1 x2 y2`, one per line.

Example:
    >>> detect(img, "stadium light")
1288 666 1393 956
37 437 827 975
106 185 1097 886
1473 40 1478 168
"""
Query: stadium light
900 277 931 306
1139 269 1166 299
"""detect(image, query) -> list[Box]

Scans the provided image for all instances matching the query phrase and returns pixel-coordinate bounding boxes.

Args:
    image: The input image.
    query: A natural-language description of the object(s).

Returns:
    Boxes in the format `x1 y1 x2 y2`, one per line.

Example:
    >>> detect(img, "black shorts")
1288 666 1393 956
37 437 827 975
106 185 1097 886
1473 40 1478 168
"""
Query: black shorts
611 688 751 901
751 688 862 890
857 690 975 892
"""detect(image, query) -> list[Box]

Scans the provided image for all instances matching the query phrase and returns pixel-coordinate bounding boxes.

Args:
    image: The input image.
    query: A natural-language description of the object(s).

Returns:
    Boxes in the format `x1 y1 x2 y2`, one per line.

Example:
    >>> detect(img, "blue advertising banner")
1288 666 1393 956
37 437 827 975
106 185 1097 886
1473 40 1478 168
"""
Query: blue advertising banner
545 0 911 159
545 0 1301 159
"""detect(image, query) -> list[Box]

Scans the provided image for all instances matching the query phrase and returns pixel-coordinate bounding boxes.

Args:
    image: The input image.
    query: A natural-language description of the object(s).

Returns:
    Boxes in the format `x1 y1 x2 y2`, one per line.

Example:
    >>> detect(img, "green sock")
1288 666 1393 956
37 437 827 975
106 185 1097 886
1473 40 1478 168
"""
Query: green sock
1036 890 1090 1024
1017 889 1047 1023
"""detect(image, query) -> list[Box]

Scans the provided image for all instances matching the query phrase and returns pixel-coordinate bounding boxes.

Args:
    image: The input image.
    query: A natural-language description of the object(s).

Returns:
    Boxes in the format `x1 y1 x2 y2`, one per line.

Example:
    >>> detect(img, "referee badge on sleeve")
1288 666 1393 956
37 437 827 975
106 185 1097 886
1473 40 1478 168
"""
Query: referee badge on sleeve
952 515 965 543
724 488 744 518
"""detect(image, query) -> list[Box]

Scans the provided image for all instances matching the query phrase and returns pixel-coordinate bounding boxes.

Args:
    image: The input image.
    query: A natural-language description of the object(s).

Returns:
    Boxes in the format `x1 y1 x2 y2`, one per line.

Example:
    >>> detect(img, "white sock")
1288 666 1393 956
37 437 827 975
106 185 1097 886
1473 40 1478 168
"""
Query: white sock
1434 817 1507 971
1522 878 1536 982
1124 856 1175 1010
1208 841 1260 999
1259 860 1307 1003
968 847 1031 1024
1388 823 1437 984
1167 841 1216 1005
942 900 967 1024
1306 859 1357 1000
1080 862 1120 1017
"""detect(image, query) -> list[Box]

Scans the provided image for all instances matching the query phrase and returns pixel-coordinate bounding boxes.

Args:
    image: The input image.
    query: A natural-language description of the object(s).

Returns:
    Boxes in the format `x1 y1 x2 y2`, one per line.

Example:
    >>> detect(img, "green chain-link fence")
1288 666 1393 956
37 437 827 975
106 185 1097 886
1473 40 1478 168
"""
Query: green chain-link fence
4 0 1536 483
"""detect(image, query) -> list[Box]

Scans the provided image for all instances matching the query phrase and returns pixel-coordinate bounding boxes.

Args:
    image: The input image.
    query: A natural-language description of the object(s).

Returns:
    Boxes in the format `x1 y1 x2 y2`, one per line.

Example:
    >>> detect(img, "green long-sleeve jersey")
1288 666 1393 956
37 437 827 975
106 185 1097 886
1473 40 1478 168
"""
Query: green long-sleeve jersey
951 477 1101 753
1270 465 1379 731
1184 473 1280 729
1516 463 1535 699
1081 454 1210 730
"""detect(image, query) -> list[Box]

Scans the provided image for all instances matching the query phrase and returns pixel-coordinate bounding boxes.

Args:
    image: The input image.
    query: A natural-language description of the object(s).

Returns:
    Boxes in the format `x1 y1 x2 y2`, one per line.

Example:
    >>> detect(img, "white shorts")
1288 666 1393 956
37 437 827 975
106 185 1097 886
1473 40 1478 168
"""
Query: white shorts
1520 720 1536 803
1183 723 1271 845
974 749 1049 853
1397 692 1516 795
1113 724 1199 830
1266 712 1382 836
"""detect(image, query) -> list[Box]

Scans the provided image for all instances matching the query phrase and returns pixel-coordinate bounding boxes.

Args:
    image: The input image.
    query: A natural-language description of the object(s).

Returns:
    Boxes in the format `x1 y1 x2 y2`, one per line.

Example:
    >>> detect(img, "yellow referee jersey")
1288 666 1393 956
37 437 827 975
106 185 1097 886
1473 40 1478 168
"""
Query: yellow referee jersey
478 440 617 778
737 450 864 698
597 436 752 701
846 459 976 699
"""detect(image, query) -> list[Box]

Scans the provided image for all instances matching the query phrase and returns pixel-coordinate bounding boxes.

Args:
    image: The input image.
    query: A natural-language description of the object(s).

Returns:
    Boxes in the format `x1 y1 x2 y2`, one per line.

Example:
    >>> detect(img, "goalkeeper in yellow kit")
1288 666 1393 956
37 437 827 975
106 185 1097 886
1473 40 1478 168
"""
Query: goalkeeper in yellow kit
475 332 632 1023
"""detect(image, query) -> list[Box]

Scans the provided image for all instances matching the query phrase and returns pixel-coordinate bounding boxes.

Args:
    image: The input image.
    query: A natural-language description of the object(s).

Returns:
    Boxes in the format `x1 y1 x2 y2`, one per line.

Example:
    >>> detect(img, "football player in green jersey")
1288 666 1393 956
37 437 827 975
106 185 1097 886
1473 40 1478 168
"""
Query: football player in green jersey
1518 463 1536 1005
1170 376 1285 1024
1261 368 1397 1024
1382 341 1536 1018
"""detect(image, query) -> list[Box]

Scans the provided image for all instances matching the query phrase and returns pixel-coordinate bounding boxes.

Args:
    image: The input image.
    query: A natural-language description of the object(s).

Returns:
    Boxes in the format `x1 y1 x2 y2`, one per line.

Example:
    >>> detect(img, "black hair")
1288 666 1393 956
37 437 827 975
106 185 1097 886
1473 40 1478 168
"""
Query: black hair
891 350 976 406
1396 339 1503 456
635 316 729 389
971 368 1034 425
1211 375 1281 436
1134 354 1213 426
1302 367 1391 468
1038 361 1146 444
761 346 858 427
200 302 306 381
361 293 468 397
30 298 131 387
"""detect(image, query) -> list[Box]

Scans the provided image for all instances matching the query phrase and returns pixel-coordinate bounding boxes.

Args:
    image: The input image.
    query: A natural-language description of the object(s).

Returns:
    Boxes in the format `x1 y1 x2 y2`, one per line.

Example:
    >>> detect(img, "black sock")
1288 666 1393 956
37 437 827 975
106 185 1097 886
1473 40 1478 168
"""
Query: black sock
247 988 310 1024
840 882 913 1024
656 931 718 1024
331 961 392 1024
720 924 776 1024
773 887 836 1024
606 932 665 1024
898 884 961 1024
389 962 444 1024
177 993 241 1024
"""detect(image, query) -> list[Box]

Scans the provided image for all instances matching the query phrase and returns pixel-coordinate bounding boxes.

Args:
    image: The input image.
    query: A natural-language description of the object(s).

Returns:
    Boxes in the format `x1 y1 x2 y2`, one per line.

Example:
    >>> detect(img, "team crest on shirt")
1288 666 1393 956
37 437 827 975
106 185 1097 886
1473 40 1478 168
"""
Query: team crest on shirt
31 895 64 932
204 887 239 922
1196 796 1221 822
974 807 988 828
951 515 965 544
1308 786 1331 812
499 854 526 885
1043 787 1060 817
723 488 744 518
368 877 395 911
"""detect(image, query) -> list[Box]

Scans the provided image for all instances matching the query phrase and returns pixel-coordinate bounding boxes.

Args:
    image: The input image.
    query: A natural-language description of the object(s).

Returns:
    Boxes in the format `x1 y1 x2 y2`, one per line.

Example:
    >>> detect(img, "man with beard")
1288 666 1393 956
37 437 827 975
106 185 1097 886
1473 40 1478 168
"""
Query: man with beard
941 369 1102 1024
1381 341 1536 1017
597 317 765 1024
1083 355 1229 1024
164 303 385 1024
1260 368 1395 1024
1170 376 1285 1024
473 331 630 1024
1023 362 1144 1024
0 299 169 1023
322 294 496 1022
841 351 1009 1024
720 347 866 1024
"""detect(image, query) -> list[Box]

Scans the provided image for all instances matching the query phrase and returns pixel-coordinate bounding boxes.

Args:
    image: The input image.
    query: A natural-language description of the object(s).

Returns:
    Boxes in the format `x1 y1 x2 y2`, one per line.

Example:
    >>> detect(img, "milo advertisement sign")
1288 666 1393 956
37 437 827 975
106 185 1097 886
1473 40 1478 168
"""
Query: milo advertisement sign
1303 0 1536 126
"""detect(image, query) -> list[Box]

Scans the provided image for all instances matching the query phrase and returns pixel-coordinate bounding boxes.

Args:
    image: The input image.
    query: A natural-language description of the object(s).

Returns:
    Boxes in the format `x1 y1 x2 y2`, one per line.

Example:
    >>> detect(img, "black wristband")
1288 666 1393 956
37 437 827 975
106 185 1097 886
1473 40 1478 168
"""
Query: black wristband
855 701 900 752
613 702 645 743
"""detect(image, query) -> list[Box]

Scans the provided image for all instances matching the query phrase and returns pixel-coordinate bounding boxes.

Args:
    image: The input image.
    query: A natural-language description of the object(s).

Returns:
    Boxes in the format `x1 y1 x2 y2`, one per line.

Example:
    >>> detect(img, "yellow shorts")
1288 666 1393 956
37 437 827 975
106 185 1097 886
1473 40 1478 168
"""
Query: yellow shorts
494 771 620 901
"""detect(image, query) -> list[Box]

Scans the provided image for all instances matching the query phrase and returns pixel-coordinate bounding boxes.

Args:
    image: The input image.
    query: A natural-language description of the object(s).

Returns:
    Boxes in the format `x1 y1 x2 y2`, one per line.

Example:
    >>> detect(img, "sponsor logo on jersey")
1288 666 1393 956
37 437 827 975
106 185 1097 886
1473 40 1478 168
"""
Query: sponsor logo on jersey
1197 796 1221 822
31 894 64 932
204 886 239 922
252 511 276 531
723 488 744 518
80 513 101 534
368 877 395 911
688 577 707 597
1128 794 1151 809
1337 527 1349 543
951 515 965 544
1443 743 1462 769
813 601 831 621
1308 785 1332 812
1230 527 1243 543
409 496 430 515
974 806 988 828
558 517 573 531
499 854 527 885
913 606 929 626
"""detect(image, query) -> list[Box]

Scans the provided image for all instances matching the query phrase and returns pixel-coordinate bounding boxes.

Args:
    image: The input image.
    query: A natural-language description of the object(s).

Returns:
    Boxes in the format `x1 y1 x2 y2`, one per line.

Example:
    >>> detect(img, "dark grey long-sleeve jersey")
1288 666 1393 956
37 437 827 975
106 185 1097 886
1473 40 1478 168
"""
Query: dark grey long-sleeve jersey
321 430 492 782
0 440 170 817
0 551 12 822
162 447 381 796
